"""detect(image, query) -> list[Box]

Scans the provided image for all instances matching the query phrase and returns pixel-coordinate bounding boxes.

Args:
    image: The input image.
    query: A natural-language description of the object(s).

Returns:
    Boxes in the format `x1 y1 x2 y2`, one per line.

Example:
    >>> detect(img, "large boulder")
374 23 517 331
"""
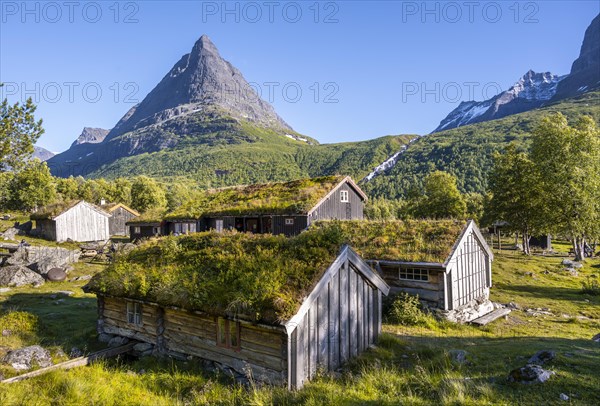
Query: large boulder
508 364 555 384
2 345 53 370
0 265 45 287
1 228 19 241
528 350 556 365
7 246 80 274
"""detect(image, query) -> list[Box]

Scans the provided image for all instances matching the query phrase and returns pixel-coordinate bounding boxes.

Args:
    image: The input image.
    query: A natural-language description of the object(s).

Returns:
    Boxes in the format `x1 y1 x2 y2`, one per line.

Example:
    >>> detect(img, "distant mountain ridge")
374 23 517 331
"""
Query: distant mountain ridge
433 70 565 132
433 13 599 132
71 127 109 147
32 146 55 161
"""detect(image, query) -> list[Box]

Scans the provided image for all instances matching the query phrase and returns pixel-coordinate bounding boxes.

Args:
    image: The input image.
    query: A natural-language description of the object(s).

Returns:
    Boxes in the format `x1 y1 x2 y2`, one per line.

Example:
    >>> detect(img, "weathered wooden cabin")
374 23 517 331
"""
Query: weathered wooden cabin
31 201 111 242
316 219 495 322
85 229 389 389
126 209 168 241
101 203 140 236
165 176 367 237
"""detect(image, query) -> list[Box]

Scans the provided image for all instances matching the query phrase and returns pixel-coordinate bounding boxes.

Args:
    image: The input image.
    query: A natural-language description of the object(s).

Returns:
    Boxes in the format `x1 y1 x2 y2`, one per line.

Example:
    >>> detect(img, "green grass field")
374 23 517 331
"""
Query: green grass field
0 234 598 405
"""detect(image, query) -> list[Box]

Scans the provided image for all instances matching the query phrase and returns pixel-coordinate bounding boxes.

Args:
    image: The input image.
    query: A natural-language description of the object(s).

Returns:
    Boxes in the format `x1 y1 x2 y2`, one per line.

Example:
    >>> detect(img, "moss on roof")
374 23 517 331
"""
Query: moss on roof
30 200 82 220
313 219 466 264
165 175 348 219
126 208 167 225
101 203 140 217
85 226 347 324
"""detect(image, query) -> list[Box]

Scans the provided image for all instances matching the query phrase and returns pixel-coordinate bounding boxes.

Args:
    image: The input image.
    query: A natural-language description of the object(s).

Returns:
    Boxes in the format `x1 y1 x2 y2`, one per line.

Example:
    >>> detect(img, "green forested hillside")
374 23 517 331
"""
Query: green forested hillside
363 91 600 198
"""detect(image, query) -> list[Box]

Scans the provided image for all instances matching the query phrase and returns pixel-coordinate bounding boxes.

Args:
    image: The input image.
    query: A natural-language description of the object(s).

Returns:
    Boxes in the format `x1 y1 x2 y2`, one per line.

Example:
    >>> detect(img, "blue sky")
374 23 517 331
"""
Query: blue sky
1 1 598 152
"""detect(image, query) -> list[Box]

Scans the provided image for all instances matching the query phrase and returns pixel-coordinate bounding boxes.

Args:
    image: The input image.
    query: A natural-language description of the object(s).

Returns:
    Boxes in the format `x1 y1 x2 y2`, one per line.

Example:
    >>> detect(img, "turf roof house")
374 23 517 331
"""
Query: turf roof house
328 219 496 323
100 203 140 236
86 229 389 389
31 200 111 242
165 176 367 237
126 210 167 240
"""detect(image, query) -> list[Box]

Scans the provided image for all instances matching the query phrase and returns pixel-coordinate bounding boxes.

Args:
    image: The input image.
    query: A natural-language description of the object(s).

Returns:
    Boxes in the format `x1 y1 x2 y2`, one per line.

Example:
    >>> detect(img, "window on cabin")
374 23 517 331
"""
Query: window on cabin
133 226 141 234
126 302 142 325
399 268 429 282
216 317 240 350
215 219 224 233
153 227 160 235
285 218 294 226
340 190 349 202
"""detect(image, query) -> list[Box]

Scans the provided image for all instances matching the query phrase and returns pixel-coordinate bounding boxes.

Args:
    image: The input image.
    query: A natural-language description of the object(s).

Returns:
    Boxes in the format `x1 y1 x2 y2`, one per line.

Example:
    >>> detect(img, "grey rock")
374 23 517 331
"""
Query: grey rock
2 329 11 336
0 265 45 287
560 393 569 401
3 345 53 370
71 127 109 147
8 246 80 274
133 342 153 353
108 336 129 347
448 349 468 364
98 333 115 343
592 333 600 342
565 267 578 276
508 364 555 384
562 259 583 268
528 350 556 365
70 347 83 358
56 290 74 296
72 275 92 281
1 227 19 241
46 268 67 282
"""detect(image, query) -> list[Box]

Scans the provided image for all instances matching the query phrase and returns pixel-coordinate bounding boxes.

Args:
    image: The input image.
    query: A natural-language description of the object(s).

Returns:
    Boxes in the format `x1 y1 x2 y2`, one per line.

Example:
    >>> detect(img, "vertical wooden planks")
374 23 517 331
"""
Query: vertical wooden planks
317 291 329 370
308 307 317 379
349 268 358 358
329 268 340 369
339 262 349 364
356 274 364 353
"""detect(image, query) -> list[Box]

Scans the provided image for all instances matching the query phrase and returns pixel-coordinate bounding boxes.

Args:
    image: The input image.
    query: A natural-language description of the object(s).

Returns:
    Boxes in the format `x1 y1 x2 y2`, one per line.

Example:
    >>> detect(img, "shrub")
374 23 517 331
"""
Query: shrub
581 275 600 295
386 292 428 326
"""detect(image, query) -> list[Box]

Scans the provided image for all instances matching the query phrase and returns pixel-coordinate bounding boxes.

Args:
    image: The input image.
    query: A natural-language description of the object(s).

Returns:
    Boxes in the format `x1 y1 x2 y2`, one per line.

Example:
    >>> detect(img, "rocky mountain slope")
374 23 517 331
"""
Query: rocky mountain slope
47 35 309 180
433 13 599 132
552 13 600 100
32 146 55 161
71 127 109 147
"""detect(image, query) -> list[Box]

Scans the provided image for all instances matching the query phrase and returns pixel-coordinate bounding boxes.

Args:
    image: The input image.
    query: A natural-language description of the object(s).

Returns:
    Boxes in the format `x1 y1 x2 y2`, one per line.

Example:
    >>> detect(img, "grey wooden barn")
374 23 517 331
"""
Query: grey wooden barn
101 203 140 236
31 200 111 242
87 237 389 389
165 175 367 237
319 219 495 323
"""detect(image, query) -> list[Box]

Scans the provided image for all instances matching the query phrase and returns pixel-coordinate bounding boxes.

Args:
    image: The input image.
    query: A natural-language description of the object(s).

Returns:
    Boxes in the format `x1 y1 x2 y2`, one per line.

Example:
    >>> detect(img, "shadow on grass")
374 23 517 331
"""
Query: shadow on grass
0 293 100 353
497 284 587 300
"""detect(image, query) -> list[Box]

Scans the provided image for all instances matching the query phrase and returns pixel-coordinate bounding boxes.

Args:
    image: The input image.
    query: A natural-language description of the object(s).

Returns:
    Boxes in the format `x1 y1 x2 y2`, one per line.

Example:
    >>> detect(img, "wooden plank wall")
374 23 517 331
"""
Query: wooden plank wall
98 297 287 385
55 203 110 242
449 231 490 309
379 264 445 305
309 182 365 225
290 259 381 389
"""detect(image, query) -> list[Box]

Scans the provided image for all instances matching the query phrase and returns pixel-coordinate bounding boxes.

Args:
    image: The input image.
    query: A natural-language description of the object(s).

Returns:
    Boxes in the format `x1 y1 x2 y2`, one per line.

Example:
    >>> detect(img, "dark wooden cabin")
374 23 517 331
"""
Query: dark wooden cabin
85 229 389 389
166 175 367 237
101 203 140 236
31 201 111 242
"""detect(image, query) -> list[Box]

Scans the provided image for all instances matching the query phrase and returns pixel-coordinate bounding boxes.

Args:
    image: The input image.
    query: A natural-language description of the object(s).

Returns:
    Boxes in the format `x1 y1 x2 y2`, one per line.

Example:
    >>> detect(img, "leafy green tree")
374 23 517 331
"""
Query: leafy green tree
8 159 56 211
486 144 543 255
130 176 167 212
464 192 485 224
0 171 14 209
411 171 466 219
530 113 600 261
166 183 195 212
110 178 132 205
54 176 80 201
1 87 44 171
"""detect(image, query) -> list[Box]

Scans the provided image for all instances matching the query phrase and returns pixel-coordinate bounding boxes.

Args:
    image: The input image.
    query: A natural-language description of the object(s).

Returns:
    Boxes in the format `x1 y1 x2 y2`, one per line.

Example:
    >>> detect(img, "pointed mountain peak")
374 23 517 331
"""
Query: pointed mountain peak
106 35 291 140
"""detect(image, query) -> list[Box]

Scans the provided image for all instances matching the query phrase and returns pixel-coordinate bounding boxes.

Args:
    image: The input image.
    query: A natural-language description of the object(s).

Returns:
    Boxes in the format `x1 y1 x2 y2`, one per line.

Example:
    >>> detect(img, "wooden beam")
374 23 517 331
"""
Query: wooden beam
470 308 511 326
1 342 136 384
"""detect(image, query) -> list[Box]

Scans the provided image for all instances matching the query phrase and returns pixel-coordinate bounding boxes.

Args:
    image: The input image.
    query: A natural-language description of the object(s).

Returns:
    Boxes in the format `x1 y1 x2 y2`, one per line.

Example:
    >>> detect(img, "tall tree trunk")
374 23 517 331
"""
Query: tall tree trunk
573 236 584 262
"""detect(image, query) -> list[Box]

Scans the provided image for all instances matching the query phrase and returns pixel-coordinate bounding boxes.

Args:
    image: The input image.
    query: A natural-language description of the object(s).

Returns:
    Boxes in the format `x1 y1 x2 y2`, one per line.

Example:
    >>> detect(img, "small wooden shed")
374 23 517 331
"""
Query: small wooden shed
316 219 494 322
101 203 140 236
165 175 367 237
85 228 389 389
31 201 111 242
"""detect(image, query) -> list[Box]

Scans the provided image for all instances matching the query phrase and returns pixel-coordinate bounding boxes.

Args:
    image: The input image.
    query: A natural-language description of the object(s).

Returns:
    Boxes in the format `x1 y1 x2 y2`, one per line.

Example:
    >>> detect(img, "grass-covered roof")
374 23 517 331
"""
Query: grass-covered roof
313 219 466 264
126 208 167 225
30 200 112 220
85 226 348 324
165 175 348 219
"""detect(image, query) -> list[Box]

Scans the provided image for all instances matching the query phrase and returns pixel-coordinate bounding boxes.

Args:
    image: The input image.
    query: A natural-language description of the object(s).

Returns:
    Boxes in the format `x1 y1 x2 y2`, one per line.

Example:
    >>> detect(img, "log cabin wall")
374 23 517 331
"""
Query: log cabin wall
377 262 446 308
97 296 288 385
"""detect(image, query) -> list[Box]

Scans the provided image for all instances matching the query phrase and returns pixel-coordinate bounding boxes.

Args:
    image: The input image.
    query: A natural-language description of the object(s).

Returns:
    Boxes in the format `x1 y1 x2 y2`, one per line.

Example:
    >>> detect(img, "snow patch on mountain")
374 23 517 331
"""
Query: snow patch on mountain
363 138 418 182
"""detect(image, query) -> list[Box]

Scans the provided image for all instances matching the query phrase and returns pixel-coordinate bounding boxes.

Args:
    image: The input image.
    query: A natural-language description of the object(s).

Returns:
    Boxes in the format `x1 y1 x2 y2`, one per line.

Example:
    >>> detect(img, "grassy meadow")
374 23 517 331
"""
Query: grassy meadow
0 231 598 405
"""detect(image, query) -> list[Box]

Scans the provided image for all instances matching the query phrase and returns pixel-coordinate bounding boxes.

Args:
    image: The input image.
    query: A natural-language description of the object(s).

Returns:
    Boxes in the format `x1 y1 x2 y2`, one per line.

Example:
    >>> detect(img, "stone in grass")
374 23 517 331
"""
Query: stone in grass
560 393 569 401
0 265 45 287
561 259 583 268
508 364 555 384
70 347 83 358
46 268 67 282
2 345 53 371
592 333 600 343
448 349 468 364
528 350 556 365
